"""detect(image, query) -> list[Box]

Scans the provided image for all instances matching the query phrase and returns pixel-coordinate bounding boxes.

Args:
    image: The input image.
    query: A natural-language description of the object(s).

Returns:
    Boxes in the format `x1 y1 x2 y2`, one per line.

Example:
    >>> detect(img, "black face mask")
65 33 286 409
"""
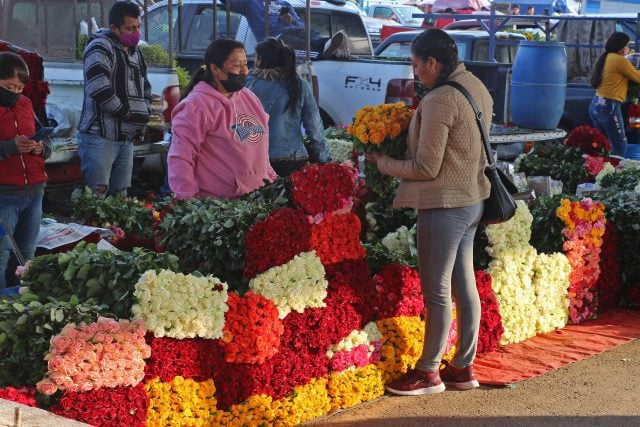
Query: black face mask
0 87 21 107
220 71 247 93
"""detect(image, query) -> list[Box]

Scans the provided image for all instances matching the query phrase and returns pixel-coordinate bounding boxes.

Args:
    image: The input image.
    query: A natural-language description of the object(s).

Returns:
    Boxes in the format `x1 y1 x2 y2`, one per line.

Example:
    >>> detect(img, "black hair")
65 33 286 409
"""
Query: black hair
183 39 246 99
279 7 291 15
254 38 300 112
591 32 631 89
109 1 141 27
411 29 459 89
512 4 520 8
0 51 29 83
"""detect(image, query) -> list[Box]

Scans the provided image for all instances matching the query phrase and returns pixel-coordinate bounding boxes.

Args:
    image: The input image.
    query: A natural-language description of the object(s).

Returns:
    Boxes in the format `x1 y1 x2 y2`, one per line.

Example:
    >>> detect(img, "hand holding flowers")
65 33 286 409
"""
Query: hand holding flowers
348 103 414 197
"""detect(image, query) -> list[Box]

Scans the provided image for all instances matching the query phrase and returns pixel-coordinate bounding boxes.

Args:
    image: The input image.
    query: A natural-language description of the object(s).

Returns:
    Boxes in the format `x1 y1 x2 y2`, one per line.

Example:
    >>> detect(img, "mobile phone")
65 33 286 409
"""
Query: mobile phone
30 127 55 142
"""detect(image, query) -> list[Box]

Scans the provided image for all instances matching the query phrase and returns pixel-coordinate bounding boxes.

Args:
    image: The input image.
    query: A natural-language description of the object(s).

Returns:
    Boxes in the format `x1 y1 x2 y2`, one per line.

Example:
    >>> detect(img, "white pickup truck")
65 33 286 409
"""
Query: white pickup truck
144 0 415 126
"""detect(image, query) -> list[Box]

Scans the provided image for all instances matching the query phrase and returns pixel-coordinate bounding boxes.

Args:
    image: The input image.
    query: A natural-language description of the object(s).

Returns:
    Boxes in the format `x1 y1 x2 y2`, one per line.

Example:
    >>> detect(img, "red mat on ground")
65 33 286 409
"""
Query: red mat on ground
474 309 640 386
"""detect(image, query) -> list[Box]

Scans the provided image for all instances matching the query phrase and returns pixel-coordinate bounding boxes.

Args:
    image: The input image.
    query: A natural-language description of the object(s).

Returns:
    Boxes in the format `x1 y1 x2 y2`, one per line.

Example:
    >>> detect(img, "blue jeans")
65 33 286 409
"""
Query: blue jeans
0 194 43 288
78 133 133 197
589 96 627 156
414 202 484 372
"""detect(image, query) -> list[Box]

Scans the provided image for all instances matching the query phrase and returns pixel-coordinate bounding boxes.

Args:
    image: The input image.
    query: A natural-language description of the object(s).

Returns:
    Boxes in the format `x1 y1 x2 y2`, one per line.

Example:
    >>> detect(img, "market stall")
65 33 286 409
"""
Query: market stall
1 105 639 426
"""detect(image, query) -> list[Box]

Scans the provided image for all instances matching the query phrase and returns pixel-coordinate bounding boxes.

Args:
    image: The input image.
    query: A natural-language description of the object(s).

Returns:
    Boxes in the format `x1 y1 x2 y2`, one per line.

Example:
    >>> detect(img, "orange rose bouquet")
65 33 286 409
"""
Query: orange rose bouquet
348 103 414 197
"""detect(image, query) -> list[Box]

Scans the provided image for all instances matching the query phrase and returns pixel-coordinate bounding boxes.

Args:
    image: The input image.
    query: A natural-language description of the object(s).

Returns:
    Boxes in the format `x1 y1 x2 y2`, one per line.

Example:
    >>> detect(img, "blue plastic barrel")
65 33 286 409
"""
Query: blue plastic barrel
625 143 640 159
509 41 567 130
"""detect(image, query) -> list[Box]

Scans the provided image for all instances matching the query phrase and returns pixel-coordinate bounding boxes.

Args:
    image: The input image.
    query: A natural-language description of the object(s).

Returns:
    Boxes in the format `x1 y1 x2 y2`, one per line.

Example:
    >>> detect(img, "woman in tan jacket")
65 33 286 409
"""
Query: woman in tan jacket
367 29 492 396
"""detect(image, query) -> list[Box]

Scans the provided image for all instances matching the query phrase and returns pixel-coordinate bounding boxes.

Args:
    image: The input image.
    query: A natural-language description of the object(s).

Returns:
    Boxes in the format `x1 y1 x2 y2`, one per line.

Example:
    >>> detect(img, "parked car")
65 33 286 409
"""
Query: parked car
364 2 424 26
359 12 403 47
374 29 526 64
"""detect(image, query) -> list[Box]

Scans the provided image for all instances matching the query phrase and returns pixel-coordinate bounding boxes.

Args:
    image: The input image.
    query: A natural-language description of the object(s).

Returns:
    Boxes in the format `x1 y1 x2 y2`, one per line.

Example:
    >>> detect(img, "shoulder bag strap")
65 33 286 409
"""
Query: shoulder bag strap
442 81 494 167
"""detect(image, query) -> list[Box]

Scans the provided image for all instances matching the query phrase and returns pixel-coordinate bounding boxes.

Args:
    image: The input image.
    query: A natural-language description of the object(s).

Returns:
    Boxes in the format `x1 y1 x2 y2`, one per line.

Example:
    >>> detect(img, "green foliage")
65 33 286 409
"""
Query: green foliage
174 60 191 89
364 242 415 274
139 43 170 64
157 190 288 293
599 168 640 194
20 241 180 319
628 81 640 104
325 126 352 140
598 193 640 301
362 190 417 243
529 195 567 254
138 44 191 89
0 294 106 386
515 144 588 195
75 33 89 60
364 162 402 199
473 224 490 271
72 188 162 239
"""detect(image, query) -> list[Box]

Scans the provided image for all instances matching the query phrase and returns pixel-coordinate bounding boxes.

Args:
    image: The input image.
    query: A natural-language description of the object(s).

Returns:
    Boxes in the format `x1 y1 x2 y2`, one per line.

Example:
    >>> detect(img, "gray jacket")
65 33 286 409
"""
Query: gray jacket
78 30 151 141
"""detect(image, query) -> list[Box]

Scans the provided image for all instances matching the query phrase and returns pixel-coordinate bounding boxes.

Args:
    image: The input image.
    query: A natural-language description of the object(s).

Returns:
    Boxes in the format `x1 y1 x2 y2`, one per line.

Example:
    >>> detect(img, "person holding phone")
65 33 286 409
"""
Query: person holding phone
0 51 52 288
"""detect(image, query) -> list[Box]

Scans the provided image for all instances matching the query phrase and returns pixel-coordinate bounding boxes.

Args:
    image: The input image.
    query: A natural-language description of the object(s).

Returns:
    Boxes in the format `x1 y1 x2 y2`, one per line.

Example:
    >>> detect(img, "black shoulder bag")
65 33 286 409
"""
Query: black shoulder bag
444 81 518 225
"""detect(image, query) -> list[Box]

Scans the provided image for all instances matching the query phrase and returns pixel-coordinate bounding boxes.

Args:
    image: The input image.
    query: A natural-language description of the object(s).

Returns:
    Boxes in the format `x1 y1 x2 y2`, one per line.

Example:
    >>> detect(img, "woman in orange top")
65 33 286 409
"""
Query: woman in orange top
589 32 640 156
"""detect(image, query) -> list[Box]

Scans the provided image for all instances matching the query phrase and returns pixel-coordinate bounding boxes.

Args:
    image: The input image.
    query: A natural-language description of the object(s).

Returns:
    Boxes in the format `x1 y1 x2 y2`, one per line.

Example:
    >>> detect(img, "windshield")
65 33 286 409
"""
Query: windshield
395 6 423 25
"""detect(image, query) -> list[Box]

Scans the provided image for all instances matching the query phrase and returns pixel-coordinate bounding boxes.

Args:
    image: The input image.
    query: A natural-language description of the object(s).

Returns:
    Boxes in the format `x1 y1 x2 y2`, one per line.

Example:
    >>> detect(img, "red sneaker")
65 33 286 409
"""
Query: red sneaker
439 360 480 390
386 368 445 396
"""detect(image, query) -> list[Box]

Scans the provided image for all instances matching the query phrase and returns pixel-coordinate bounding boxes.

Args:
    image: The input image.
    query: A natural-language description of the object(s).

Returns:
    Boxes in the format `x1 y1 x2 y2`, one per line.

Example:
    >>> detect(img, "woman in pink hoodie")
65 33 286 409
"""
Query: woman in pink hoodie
168 39 276 200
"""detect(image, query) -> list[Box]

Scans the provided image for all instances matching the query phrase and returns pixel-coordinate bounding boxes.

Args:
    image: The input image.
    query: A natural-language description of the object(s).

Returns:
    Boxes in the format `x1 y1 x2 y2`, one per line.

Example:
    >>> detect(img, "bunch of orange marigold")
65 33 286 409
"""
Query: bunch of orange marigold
348 102 414 148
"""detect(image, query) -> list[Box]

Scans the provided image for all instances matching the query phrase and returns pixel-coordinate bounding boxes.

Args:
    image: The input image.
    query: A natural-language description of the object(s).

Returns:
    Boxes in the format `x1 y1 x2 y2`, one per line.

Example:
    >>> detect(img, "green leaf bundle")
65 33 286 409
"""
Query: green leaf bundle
515 144 588 195
157 195 286 292
529 195 567 254
20 241 179 318
0 294 105 387
72 189 162 239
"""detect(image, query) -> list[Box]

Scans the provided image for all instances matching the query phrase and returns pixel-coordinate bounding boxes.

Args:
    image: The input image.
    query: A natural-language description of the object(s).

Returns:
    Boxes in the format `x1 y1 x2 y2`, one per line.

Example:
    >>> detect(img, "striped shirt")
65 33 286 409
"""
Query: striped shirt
78 30 151 141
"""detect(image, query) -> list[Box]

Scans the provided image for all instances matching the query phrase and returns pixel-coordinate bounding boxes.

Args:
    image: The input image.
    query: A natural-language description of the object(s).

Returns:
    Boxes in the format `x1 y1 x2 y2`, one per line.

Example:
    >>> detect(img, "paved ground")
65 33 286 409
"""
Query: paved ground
307 339 640 427
0 401 89 427
2 340 638 426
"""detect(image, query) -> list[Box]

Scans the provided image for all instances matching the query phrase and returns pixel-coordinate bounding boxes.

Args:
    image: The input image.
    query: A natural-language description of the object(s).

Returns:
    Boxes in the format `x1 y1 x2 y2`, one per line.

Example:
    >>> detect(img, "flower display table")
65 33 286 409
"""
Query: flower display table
2 112 640 426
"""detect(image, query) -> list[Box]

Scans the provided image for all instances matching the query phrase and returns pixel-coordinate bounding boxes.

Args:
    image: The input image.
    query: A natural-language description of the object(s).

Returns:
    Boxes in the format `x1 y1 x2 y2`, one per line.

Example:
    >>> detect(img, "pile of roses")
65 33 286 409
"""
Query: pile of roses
556 198 606 323
486 201 571 344
36 317 150 396
2 157 634 427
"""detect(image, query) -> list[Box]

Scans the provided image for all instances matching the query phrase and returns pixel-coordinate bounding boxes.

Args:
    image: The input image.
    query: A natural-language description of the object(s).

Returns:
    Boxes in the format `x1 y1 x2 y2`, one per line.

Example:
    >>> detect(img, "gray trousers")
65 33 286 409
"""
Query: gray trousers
414 202 483 372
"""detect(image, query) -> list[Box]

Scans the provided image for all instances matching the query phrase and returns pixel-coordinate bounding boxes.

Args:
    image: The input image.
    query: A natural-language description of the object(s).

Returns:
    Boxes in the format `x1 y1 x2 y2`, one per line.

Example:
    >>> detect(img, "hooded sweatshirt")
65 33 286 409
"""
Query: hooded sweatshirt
78 29 151 141
168 81 276 200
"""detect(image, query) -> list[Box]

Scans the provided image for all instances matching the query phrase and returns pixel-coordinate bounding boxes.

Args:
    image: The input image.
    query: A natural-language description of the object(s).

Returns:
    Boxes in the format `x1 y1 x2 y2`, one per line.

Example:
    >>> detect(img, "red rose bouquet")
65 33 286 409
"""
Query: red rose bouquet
565 125 611 156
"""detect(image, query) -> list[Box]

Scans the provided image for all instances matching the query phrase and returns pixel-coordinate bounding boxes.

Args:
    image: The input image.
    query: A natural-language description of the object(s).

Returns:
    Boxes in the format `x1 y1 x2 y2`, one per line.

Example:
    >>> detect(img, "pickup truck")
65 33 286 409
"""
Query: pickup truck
0 0 181 136
437 11 639 129
143 0 380 126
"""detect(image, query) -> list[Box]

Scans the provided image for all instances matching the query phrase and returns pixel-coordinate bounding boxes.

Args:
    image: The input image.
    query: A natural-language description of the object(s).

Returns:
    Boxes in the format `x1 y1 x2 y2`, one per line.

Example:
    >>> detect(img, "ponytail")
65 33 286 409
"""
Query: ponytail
282 45 300 112
182 65 214 99
255 38 301 112
591 31 630 89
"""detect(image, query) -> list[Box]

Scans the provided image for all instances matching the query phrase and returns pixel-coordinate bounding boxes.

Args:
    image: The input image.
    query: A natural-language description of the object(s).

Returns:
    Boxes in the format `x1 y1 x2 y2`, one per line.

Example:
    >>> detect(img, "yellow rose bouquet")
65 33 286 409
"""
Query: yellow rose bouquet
348 102 414 197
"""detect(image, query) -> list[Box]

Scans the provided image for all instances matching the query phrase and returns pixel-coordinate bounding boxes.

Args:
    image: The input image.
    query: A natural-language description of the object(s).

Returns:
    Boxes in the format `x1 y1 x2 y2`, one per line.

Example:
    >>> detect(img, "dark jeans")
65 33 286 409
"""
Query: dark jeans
271 159 307 177
589 96 627 156
0 194 43 288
